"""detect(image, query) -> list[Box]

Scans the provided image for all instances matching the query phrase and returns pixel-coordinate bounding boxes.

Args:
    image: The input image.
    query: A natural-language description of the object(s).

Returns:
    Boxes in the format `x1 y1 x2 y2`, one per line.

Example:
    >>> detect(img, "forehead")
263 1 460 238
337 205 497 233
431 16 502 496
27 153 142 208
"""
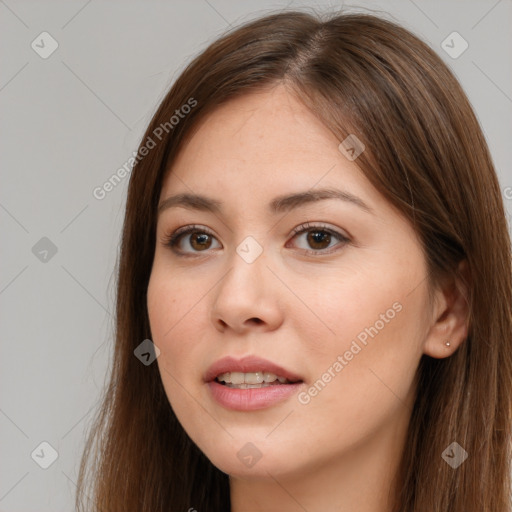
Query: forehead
185 87 340 159
158 85 397 225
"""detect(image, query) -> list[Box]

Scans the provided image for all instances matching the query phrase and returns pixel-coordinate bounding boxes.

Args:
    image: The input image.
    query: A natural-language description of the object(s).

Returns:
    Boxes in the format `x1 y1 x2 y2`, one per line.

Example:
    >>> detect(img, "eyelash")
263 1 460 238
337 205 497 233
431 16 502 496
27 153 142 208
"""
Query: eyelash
161 222 350 258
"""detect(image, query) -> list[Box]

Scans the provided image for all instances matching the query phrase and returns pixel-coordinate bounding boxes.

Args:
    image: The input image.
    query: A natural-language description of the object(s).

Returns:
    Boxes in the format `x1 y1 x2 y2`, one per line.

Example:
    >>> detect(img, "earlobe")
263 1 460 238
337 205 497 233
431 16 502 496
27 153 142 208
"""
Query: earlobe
422 260 470 359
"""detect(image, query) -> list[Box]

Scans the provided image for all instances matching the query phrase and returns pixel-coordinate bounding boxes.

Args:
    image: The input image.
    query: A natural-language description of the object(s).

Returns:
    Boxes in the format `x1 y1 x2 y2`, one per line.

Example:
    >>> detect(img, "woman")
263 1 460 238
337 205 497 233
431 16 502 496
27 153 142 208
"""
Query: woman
76 9 512 512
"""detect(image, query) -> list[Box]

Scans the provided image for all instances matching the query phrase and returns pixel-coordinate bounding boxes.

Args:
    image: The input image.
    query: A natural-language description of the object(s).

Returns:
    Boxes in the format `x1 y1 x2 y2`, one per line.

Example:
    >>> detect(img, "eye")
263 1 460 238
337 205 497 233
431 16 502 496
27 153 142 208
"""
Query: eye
161 222 350 257
162 224 220 256
287 221 350 256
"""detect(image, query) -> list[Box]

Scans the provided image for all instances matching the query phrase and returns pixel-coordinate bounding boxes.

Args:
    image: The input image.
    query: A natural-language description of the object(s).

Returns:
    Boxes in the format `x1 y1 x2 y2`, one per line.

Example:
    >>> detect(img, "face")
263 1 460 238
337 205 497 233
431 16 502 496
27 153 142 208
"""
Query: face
147 84 433 479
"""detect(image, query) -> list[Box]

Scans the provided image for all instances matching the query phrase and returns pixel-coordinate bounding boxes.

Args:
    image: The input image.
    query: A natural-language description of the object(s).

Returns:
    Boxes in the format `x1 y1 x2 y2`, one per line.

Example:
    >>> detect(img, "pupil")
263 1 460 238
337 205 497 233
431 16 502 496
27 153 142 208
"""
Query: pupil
191 232 211 250
308 230 330 249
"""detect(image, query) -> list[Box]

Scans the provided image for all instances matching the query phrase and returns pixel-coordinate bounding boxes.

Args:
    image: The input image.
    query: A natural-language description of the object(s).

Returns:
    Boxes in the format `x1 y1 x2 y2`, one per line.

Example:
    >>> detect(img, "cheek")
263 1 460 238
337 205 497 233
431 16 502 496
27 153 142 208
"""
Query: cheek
147 267 208 386
147 274 203 425
297 259 427 412
147 265 192 343
147 271 189 376
295 303 423 451
294 261 420 355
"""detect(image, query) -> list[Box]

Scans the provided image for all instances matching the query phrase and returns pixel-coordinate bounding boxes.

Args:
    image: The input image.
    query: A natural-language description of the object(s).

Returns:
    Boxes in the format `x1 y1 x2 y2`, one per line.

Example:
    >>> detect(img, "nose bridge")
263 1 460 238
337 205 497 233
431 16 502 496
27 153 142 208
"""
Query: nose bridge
219 234 269 300
210 233 283 330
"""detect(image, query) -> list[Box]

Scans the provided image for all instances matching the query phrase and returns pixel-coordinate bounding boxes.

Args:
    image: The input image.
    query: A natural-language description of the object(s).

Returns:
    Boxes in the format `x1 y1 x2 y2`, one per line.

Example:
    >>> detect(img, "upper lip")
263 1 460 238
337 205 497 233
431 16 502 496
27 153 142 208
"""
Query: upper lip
204 355 304 383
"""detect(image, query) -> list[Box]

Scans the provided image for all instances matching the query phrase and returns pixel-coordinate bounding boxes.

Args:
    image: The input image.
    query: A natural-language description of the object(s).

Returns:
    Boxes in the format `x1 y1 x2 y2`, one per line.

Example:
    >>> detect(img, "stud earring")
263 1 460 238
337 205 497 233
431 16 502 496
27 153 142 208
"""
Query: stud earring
445 341 451 347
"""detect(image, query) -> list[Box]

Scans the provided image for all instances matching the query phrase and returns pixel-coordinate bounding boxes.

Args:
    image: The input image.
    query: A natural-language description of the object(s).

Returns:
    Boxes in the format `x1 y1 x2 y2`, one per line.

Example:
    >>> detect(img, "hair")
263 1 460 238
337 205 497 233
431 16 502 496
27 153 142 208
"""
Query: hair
75 7 512 512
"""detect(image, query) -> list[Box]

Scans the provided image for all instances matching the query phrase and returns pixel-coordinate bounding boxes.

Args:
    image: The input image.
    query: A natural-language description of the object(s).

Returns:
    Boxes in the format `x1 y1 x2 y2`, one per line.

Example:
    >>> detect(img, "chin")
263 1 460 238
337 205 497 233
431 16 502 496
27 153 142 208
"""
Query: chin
197 437 307 479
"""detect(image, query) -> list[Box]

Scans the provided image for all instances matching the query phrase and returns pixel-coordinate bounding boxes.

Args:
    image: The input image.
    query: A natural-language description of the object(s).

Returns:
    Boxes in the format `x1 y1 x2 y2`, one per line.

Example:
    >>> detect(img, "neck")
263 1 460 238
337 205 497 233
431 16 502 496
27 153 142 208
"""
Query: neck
229 406 410 512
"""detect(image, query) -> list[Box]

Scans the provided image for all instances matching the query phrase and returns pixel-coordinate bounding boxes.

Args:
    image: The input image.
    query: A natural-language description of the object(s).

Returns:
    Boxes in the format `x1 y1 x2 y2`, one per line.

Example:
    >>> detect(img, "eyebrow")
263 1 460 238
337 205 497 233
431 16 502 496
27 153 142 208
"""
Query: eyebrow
157 187 374 216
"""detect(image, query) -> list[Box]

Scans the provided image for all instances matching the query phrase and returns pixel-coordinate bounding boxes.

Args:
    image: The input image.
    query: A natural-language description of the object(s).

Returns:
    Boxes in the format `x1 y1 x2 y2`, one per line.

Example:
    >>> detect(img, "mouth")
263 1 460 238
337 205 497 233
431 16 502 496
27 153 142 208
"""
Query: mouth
215 371 302 389
204 355 304 385
204 355 305 411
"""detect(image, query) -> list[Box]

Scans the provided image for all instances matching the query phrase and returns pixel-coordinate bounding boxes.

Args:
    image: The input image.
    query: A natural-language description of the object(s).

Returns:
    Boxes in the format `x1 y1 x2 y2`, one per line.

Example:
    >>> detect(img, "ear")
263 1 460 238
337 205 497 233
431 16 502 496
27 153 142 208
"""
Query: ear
423 260 470 359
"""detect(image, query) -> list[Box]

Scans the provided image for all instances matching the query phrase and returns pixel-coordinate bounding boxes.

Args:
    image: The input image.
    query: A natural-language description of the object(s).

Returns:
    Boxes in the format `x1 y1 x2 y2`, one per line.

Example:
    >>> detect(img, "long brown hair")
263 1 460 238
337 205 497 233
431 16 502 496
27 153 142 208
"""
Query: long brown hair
76 8 512 511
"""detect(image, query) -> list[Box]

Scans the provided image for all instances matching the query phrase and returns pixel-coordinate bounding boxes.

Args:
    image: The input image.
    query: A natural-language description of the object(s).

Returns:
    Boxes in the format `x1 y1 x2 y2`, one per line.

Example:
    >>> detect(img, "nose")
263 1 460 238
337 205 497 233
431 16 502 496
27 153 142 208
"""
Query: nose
210 245 284 334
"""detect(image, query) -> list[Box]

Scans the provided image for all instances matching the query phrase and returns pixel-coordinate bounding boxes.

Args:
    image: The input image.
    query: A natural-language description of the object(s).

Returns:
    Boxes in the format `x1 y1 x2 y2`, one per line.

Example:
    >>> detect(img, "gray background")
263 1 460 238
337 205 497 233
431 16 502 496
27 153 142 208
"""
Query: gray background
1 0 511 510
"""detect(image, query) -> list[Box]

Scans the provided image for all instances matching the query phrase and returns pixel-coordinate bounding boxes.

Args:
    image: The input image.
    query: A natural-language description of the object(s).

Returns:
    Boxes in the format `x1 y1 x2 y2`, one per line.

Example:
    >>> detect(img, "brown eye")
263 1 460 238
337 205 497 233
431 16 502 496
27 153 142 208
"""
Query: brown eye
164 225 221 256
289 222 350 256
306 230 332 250
189 232 213 251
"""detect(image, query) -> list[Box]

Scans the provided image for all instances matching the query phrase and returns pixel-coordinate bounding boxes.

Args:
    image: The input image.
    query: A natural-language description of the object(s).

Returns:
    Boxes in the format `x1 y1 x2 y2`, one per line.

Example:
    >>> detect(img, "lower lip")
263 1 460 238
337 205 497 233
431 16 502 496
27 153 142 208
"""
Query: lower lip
207 380 303 411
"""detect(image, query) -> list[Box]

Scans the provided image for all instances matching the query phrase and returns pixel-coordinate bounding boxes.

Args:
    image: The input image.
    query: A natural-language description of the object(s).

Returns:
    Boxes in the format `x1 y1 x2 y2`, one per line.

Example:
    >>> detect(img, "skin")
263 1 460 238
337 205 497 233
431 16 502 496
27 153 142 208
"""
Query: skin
147 83 469 512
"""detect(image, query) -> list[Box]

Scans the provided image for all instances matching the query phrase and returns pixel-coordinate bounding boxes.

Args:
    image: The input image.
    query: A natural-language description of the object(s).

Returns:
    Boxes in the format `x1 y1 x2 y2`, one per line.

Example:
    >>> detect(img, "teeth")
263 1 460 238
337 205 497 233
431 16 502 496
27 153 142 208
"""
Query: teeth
216 371 292 384
225 382 275 389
